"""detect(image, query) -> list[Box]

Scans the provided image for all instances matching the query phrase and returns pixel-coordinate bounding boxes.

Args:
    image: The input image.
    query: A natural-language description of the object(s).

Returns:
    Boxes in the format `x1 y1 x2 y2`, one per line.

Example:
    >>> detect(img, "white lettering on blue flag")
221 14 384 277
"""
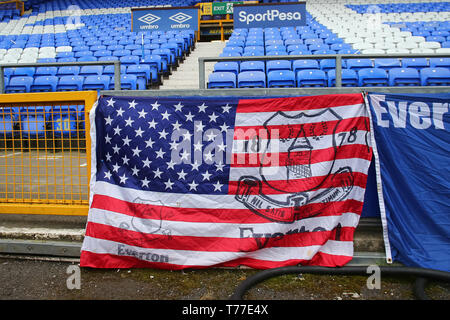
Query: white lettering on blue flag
369 94 449 130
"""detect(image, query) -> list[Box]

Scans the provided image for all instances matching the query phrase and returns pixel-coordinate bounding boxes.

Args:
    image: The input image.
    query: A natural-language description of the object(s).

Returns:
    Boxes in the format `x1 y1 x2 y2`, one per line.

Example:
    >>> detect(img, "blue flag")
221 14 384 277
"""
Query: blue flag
368 92 450 272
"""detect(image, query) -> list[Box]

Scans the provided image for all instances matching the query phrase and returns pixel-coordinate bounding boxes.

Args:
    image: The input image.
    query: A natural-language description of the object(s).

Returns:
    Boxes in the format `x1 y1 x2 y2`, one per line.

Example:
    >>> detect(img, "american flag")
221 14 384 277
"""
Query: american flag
80 93 372 269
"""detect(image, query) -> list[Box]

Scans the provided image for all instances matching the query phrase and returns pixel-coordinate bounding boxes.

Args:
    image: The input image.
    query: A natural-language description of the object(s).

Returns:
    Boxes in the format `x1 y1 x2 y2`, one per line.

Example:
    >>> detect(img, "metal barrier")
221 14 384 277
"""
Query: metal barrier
0 91 97 215
198 52 450 89
0 60 122 94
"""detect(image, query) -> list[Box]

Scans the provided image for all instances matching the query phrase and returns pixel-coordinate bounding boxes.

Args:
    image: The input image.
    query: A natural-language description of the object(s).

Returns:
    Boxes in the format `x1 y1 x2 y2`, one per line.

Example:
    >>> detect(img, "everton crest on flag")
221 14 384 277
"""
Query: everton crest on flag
80 93 373 269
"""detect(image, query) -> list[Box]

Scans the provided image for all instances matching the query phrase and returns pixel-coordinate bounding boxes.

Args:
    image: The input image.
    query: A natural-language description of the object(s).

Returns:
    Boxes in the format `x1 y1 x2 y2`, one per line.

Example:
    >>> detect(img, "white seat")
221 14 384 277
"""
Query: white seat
38 51 56 59
56 46 72 53
1 56 18 64
408 36 426 44
419 41 441 49
18 57 37 63
361 48 385 54
7 48 23 55
353 42 373 50
435 48 450 54
410 48 435 54
386 48 410 54
39 46 56 53
22 47 39 54
397 41 418 50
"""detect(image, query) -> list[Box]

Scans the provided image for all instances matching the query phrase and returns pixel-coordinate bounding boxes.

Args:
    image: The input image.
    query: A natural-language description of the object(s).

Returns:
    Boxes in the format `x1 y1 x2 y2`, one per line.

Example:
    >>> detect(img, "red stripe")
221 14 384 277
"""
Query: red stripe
91 194 272 223
233 117 369 140
91 194 364 223
229 171 369 195
80 250 352 270
231 144 372 167
236 94 364 114
85 221 355 252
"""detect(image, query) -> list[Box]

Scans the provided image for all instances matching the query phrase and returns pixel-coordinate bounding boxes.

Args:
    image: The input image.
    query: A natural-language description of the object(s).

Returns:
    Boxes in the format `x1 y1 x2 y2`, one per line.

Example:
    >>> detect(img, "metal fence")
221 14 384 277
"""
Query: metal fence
0 60 122 94
0 91 97 216
198 52 450 89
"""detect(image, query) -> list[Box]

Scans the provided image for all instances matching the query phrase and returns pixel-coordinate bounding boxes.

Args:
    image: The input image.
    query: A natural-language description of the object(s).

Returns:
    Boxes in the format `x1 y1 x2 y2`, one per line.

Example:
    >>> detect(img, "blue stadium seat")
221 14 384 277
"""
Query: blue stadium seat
293 59 319 73
74 50 93 58
79 66 103 76
57 57 77 63
72 46 90 52
242 48 265 56
120 55 140 66
126 64 151 89
402 58 428 70
287 44 308 53
30 76 58 92
420 67 450 86
5 76 33 93
140 55 162 81
214 62 239 75
237 71 266 88
297 69 327 87
358 68 389 86
102 64 127 77
240 61 265 73
109 74 137 90
284 38 304 46
35 66 58 77
266 60 292 73
112 49 131 57
78 56 97 62
97 56 119 62
82 75 110 91
12 67 35 78
90 45 107 52
319 59 346 72
208 72 236 89
265 45 286 53
0 106 19 137
93 50 112 58
19 106 50 138
57 76 84 91
374 58 402 71
267 70 296 88
153 48 175 65
56 51 74 58
429 58 450 68
327 69 358 87
161 42 182 59
57 66 80 76
388 68 421 86
347 59 373 72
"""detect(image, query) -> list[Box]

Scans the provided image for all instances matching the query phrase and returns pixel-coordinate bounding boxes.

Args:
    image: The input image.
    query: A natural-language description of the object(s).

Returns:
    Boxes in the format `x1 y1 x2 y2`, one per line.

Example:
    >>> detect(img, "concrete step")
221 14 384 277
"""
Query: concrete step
160 40 225 90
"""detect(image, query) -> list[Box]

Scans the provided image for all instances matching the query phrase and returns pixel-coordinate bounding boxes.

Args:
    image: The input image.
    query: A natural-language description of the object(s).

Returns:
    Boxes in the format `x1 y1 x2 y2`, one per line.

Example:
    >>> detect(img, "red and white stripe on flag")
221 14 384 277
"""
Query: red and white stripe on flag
80 93 372 269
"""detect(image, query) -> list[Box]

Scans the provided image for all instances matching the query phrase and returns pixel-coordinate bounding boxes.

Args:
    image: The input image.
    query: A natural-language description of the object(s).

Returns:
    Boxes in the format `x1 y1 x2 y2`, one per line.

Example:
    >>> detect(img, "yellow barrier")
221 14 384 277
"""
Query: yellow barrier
0 91 97 216
0 0 25 16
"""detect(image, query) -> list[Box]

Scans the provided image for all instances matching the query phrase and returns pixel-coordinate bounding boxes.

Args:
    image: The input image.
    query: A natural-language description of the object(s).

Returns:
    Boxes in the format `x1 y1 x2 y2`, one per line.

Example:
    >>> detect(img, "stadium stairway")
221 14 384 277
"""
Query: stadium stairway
159 40 226 90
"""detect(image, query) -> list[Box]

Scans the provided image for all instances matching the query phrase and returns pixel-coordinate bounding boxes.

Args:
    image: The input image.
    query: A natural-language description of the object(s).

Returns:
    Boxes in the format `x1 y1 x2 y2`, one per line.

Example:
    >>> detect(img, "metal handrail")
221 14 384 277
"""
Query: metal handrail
0 60 122 94
198 53 450 89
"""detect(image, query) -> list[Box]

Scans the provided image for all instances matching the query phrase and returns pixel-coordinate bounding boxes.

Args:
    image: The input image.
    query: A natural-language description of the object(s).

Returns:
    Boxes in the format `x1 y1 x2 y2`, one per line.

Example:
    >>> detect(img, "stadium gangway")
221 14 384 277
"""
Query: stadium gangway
198 52 450 91
0 60 122 94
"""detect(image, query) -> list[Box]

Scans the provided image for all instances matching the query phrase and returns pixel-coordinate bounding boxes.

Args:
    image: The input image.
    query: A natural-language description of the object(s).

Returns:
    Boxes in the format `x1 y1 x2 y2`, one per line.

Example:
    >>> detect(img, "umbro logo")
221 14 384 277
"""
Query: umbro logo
138 13 161 25
169 12 192 24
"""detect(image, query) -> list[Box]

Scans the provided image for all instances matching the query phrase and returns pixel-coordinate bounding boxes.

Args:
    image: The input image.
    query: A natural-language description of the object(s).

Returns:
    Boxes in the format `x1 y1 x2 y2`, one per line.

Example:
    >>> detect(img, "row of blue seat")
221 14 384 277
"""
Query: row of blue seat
213 58 450 74
208 67 450 88
4 74 139 92
348 3 450 14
